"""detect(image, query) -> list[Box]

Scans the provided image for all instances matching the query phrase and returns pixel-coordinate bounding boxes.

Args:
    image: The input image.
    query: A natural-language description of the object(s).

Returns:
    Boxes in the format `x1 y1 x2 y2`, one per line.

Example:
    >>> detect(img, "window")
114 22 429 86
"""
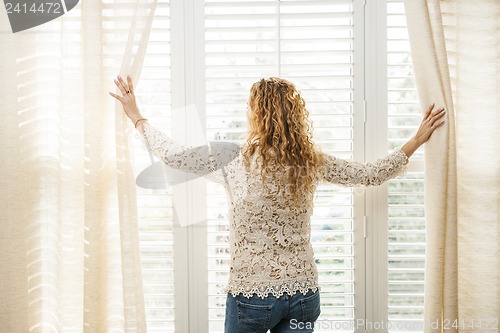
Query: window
134 1 425 332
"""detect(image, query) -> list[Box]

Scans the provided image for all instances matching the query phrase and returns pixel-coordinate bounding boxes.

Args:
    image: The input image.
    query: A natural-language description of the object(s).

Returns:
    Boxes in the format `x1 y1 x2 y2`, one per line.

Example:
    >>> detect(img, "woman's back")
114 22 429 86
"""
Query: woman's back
223 145 319 299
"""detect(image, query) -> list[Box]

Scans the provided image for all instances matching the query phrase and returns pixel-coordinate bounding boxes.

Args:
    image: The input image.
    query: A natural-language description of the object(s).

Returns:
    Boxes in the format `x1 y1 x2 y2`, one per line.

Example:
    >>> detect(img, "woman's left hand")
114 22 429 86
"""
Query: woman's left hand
109 75 143 124
400 103 446 159
413 103 446 146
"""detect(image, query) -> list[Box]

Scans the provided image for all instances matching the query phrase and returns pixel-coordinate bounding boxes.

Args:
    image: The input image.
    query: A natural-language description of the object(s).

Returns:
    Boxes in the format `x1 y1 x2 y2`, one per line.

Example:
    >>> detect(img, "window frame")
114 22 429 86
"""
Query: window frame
139 0 425 331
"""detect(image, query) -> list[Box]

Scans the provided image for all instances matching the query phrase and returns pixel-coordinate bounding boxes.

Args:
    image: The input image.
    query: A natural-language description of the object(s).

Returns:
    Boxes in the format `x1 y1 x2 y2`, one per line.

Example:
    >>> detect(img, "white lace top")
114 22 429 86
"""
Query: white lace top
140 122 408 299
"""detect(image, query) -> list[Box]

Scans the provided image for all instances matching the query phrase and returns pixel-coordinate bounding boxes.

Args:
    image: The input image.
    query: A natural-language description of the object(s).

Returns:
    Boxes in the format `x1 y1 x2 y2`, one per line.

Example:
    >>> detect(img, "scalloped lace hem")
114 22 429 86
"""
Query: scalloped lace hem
225 278 320 299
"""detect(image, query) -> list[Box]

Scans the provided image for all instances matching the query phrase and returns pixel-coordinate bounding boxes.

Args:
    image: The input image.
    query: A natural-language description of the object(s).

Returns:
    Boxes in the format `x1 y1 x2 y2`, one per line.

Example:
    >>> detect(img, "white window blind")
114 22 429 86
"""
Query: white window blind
133 1 175 331
387 1 425 332
204 1 360 331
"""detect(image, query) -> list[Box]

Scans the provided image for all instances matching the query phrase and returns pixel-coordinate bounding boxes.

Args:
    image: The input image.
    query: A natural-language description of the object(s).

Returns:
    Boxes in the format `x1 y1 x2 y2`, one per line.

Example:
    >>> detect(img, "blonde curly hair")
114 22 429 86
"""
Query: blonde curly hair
243 77 324 200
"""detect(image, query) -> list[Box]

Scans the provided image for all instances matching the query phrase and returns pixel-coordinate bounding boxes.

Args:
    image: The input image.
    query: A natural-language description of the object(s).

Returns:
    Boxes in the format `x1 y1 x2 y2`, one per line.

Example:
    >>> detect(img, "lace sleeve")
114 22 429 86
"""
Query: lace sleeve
319 149 408 187
139 122 240 183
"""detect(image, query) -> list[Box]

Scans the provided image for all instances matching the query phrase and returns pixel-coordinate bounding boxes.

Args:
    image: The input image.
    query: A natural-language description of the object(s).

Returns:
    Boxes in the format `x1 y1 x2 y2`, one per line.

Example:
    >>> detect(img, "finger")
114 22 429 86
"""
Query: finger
435 108 446 118
109 92 123 102
127 75 134 94
114 78 126 95
432 120 445 129
424 103 435 119
117 75 129 92
435 107 446 115
430 113 446 127
430 109 446 123
431 107 445 114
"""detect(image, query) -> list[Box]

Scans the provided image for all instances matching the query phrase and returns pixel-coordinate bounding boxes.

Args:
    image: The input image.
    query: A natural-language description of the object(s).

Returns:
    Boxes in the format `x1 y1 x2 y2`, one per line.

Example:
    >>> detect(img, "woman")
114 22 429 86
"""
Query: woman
110 75 445 333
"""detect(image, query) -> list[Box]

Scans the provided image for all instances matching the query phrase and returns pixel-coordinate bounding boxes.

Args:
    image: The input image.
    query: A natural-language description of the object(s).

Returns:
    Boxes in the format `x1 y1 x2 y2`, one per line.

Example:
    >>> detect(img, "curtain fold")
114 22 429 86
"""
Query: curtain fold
404 0 500 331
403 1 458 330
0 1 157 331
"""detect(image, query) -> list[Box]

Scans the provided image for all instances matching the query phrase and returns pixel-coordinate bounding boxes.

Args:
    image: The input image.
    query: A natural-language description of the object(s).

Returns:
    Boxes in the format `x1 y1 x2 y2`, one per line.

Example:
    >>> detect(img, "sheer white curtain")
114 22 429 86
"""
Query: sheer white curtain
0 1 157 331
404 1 500 331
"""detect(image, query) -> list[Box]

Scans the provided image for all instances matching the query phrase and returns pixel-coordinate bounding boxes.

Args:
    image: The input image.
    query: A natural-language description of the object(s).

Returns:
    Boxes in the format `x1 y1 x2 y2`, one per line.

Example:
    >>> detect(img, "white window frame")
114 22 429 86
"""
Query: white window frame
170 0 209 332
364 0 391 329
153 0 422 332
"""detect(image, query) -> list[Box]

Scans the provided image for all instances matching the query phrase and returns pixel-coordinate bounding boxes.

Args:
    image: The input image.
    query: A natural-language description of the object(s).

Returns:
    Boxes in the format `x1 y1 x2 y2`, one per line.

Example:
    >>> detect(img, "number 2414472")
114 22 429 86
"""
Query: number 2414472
5 2 62 14
432 319 499 330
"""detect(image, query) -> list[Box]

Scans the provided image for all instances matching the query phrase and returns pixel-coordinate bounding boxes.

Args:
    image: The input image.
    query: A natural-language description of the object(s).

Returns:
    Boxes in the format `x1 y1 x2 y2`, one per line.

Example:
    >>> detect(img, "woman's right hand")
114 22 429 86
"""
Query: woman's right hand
109 75 144 125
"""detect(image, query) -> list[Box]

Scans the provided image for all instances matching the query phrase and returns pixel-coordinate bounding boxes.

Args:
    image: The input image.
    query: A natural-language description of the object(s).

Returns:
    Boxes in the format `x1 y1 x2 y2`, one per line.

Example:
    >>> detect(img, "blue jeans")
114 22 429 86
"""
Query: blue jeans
224 289 321 333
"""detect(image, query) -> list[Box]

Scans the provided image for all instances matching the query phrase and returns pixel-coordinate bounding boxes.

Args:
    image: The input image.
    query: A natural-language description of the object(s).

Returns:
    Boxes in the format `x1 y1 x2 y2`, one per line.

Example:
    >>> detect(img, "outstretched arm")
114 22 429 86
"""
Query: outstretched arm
320 103 446 186
109 75 240 180
320 150 409 187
